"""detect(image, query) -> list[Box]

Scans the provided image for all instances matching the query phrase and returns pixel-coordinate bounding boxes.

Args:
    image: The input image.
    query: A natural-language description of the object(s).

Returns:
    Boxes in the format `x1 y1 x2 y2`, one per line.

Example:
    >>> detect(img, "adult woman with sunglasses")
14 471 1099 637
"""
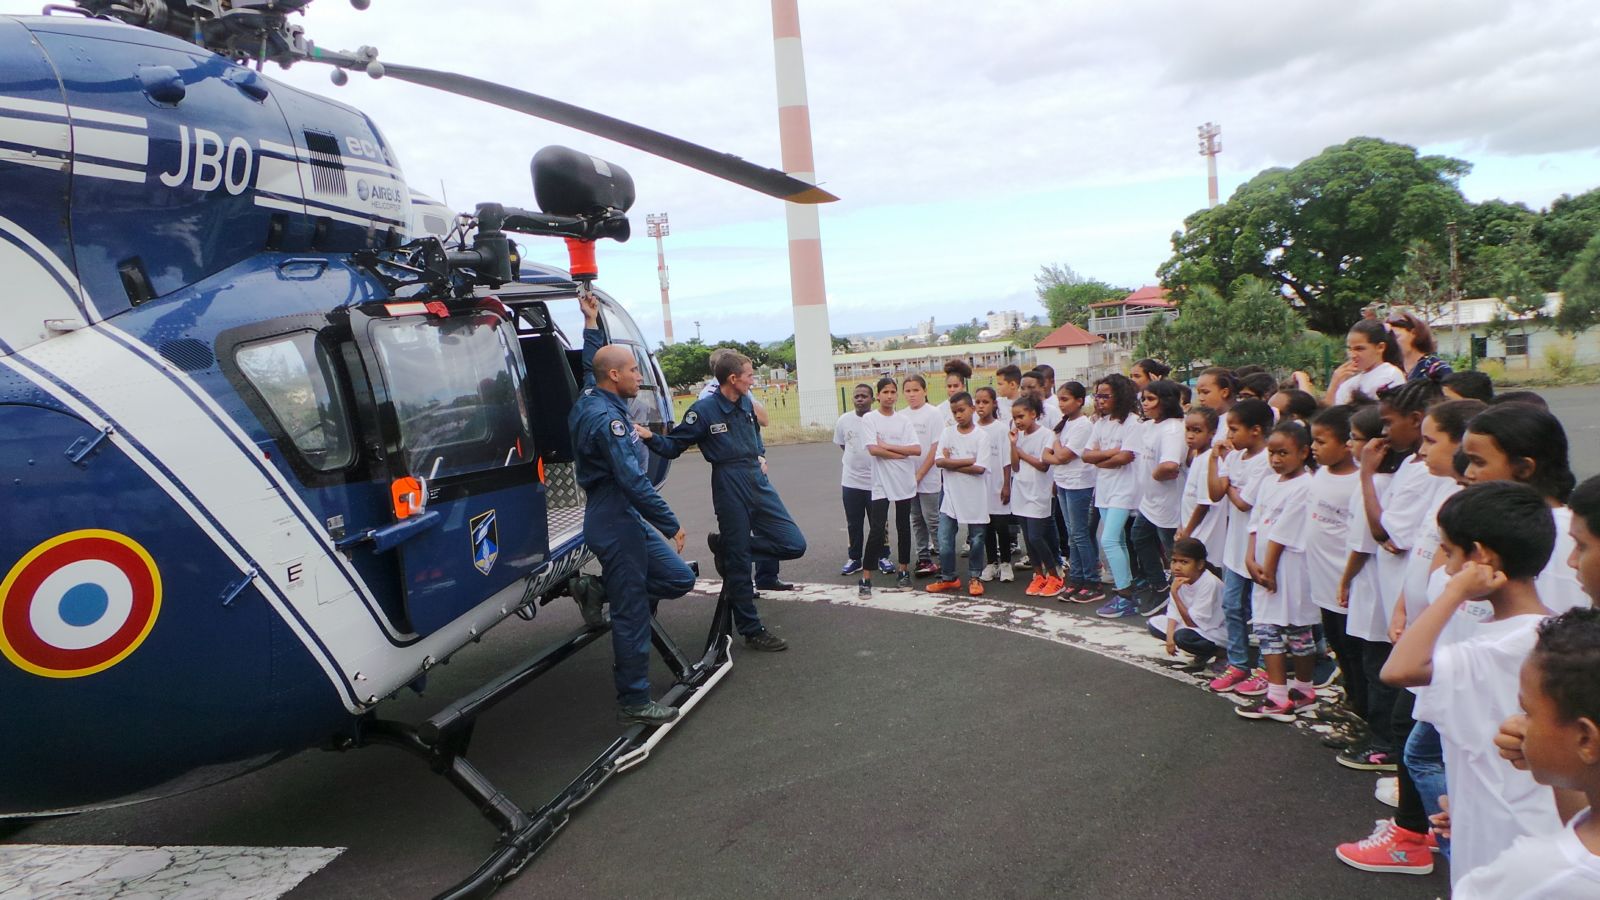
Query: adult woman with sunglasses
1386 311 1454 383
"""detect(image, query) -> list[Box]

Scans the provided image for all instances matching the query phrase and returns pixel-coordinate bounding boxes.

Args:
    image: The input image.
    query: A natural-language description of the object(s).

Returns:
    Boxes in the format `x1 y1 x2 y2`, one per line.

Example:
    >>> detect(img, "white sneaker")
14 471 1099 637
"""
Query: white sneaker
979 563 999 582
1374 776 1399 809
999 562 1015 582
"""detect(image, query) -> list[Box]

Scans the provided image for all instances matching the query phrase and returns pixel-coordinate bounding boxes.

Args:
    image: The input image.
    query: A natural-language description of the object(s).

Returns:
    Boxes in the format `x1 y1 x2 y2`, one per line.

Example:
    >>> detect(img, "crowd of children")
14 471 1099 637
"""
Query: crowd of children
833 315 1600 893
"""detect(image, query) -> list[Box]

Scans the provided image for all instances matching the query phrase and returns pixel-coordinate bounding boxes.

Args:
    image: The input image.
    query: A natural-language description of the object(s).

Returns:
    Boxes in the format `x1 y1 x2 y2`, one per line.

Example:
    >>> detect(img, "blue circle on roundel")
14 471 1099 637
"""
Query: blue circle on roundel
58 583 110 627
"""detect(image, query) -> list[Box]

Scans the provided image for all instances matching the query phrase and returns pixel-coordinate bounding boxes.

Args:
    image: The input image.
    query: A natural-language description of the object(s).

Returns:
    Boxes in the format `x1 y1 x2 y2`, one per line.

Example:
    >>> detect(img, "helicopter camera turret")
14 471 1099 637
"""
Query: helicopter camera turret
533 146 635 241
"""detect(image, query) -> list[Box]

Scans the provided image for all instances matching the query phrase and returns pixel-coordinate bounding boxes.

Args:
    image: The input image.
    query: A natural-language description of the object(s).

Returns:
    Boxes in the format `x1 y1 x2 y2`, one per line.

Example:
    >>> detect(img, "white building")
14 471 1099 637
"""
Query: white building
1029 321 1113 385
832 341 1032 381
1403 293 1600 367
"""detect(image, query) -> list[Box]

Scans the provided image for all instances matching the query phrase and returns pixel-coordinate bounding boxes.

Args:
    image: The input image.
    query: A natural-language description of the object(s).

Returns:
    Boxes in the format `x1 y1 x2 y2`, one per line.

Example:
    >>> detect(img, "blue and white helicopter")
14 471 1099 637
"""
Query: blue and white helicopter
0 2 833 895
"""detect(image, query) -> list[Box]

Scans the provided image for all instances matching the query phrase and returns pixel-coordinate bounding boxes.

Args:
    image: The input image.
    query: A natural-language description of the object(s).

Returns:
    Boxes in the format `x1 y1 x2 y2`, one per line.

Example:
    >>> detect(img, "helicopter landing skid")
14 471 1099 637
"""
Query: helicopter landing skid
347 582 736 900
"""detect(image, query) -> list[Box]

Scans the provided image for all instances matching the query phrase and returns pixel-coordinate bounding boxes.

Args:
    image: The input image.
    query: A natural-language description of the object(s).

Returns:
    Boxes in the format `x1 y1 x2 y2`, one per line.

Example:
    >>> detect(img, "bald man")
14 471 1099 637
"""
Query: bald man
568 292 695 726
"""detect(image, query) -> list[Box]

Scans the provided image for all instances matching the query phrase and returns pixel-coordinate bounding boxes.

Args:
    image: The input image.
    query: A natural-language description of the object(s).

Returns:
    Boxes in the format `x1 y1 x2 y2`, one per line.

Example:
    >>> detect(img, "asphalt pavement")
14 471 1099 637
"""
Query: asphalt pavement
15 383 1596 898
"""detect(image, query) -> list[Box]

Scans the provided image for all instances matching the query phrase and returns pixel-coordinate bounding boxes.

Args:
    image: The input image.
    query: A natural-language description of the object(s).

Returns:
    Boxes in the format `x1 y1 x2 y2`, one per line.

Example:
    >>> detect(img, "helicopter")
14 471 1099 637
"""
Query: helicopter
0 1 833 896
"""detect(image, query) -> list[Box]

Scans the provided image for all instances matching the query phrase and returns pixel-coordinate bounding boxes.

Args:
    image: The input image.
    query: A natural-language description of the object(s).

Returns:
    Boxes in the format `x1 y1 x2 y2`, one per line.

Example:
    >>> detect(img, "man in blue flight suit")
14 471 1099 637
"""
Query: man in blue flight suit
698 351 792 593
569 292 696 726
640 350 804 651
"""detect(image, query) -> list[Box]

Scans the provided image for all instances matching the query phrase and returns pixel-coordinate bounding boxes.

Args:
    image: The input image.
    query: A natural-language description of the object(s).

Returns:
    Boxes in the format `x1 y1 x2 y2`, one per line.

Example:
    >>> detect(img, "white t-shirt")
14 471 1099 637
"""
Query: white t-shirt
859 409 918 502
1011 426 1055 519
1219 448 1272 577
1540 506 1590 612
996 395 1014 425
1159 568 1228 646
1400 480 1459 621
1089 416 1141 510
902 403 946 494
978 418 1012 515
1455 809 1600 899
1345 470 1393 642
1306 468 1359 612
1041 400 1063 431
1051 415 1096 491
1413 613 1563 887
1179 449 1226 566
1247 471 1319 627
1136 418 1187 528
1332 361 1406 406
936 424 993 525
834 411 874 491
1376 456 1440 622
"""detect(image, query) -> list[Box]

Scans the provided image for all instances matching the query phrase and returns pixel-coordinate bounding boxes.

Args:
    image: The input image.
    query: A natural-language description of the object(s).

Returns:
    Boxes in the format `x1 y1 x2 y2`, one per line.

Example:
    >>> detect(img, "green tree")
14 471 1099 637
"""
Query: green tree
1535 189 1600 288
1489 261 1548 366
947 318 982 343
1008 323 1054 349
1159 137 1470 334
1556 231 1600 334
1035 263 1126 328
1383 239 1452 322
1148 277 1321 373
654 339 711 391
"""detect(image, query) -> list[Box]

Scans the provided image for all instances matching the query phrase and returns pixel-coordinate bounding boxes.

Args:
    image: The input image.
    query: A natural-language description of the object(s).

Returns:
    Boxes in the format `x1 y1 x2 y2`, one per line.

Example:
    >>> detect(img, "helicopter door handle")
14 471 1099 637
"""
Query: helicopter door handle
335 510 443 554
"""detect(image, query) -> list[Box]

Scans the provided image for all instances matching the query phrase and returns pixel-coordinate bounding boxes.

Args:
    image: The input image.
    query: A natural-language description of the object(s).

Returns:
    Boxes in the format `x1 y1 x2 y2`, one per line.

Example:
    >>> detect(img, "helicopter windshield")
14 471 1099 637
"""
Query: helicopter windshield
370 313 533 481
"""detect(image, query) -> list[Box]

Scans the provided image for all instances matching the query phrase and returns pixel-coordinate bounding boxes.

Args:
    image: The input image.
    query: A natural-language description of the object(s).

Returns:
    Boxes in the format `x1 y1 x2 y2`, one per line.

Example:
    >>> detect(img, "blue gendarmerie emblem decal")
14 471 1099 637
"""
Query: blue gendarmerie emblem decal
610 419 627 437
709 422 729 435
470 509 499 575
685 410 698 425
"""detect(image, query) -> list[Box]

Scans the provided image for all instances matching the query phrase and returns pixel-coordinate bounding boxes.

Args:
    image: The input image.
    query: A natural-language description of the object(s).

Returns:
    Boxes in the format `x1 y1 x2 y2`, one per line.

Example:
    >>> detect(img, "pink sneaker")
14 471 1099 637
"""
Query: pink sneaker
1208 665 1250 693
1234 672 1270 697
1335 818 1434 875
1290 689 1318 712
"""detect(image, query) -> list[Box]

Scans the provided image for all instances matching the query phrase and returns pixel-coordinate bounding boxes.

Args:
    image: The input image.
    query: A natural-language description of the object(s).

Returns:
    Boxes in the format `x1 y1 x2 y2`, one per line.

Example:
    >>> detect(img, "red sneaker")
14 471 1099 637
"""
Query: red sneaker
968 580 985 597
927 579 961 594
1041 575 1065 597
1208 665 1251 693
1335 818 1435 875
1024 573 1048 596
1290 688 1318 713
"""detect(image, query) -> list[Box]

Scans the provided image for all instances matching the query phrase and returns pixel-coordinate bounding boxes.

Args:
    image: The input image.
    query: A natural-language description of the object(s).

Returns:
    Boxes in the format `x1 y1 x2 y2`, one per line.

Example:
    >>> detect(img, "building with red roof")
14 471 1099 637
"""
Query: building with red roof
1032 321 1112 384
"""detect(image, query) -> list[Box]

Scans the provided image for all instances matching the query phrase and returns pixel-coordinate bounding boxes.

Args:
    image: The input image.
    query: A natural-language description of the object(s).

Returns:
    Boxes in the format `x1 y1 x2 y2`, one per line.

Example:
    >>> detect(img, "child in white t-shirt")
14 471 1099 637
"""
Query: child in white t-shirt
1147 537 1227 667
1131 380 1188 615
928 392 991 597
1205 398 1275 693
1305 406 1363 722
834 383 877 576
1176 407 1224 573
1235 422 1318 722
1047 382 1097 600
1383 482 1563 887
902 375 946 577
858 377 922 597
973 387 1016 583
1456 607 1600 899
1011 395 1064 598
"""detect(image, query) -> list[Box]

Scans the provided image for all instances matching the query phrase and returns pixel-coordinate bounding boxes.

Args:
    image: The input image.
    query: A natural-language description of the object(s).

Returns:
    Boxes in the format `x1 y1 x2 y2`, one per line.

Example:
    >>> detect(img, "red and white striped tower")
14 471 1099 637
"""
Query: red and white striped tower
771 0 836 426
1197 122 1222 208
646 212 674 344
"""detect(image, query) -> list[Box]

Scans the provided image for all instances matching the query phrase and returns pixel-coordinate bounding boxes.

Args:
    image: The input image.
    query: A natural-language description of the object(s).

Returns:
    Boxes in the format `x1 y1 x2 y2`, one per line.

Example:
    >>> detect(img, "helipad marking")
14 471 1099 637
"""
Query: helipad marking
0 844 342 899
705 581 1346 736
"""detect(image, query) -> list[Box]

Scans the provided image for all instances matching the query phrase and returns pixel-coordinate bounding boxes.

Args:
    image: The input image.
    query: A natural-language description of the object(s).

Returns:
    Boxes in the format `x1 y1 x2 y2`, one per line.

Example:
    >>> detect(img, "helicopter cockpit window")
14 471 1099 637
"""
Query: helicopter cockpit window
235 332 355 472
369 313 533 481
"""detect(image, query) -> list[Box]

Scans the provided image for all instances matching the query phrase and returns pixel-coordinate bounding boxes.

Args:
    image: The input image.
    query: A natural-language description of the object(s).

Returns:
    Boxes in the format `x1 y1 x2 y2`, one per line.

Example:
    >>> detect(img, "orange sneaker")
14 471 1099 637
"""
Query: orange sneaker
1024 573 1047 596
1041 575 1064 597
968 580 985 596
927 579 961 593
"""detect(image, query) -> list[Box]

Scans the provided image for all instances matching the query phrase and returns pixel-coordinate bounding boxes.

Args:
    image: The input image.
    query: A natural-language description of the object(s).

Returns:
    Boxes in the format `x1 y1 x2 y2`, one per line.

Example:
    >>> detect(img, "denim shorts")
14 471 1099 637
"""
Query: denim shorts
1253 623 1316 657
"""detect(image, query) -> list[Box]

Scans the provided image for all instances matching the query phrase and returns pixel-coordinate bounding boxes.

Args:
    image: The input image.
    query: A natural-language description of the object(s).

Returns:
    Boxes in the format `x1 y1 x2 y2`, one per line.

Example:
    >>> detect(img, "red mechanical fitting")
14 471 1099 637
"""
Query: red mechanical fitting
565 238 597 281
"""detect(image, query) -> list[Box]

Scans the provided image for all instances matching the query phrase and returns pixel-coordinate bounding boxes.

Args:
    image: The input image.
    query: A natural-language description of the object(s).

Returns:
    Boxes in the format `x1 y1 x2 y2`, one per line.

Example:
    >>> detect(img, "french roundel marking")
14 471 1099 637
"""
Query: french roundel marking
0 530 162 678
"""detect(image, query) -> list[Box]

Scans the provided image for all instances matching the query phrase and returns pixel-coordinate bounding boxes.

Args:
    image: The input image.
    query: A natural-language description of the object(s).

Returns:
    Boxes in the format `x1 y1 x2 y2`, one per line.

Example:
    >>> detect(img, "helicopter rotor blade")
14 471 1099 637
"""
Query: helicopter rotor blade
312 52 836 205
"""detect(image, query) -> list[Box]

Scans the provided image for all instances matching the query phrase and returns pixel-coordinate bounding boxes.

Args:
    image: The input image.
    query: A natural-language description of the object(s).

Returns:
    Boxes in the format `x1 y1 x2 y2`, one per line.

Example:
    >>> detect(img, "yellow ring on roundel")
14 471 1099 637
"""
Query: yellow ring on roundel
0 529 163 678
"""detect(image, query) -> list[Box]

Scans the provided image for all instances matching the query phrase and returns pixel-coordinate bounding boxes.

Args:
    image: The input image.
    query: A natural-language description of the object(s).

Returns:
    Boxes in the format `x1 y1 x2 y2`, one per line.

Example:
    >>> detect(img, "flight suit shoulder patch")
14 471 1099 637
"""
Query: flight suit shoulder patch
684 409 698 425
610 419 627 437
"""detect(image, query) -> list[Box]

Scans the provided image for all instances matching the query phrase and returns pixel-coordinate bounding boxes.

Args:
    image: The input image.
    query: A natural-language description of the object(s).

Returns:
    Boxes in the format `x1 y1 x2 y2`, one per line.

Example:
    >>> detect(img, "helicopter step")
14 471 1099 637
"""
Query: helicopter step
344 578 736 900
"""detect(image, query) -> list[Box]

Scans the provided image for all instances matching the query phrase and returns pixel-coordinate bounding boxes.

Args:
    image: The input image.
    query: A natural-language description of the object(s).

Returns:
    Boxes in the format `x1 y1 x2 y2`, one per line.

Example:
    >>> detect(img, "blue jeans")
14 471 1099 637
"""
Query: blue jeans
1405 721 1449 857
1057 487 1097 584
1221 567 1254 669
1097 506 1134 590
938 514 986 580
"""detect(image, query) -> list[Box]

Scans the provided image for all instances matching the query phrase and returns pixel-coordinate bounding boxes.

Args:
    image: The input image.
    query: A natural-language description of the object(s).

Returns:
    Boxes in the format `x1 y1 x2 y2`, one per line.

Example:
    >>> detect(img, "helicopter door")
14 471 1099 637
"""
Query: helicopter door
594 295 674 484
356 308 545 636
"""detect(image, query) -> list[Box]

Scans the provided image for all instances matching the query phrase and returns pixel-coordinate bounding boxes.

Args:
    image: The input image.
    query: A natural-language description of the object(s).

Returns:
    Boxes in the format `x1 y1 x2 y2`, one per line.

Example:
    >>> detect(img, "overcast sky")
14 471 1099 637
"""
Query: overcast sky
10 0 1599 343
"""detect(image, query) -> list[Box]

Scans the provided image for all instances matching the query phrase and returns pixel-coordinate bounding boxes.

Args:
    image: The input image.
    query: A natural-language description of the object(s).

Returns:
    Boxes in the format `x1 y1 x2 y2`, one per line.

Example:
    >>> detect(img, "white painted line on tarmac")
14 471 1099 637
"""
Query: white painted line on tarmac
0 844 342 899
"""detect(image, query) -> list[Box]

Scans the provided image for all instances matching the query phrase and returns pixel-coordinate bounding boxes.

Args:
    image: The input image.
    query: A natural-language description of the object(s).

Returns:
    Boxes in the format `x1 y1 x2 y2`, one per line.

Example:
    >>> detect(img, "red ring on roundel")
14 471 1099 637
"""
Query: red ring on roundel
0 531 161 678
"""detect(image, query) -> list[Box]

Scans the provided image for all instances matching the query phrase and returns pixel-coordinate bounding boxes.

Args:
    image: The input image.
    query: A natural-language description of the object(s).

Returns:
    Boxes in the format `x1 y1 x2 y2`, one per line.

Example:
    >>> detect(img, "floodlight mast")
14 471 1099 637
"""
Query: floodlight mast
1197 122 1222 208
647 212 674 345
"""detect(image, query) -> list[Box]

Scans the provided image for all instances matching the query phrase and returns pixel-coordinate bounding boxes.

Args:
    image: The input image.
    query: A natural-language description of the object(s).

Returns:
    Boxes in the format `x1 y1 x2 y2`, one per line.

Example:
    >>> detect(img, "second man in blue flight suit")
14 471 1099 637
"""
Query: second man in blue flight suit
568 292 696 726
641 350 805 651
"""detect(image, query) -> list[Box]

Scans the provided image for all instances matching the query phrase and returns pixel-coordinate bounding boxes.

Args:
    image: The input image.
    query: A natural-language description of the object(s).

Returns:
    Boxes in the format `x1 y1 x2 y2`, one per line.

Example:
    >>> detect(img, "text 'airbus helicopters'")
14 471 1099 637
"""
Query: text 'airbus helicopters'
0 1 834 895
